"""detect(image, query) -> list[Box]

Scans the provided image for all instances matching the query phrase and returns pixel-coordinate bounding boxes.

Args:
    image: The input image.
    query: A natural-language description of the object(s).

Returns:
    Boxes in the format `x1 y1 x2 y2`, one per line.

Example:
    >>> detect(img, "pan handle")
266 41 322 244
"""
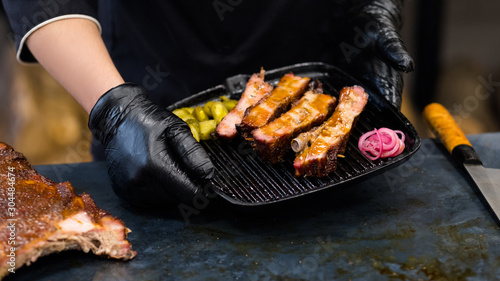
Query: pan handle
224 74 251 98
422 103 482 165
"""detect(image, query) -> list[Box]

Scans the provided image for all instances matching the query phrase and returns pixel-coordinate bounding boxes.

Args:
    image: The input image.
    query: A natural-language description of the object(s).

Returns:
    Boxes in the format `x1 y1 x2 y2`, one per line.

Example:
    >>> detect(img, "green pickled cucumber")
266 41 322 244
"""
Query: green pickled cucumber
211 101 228 124
199 120 217 140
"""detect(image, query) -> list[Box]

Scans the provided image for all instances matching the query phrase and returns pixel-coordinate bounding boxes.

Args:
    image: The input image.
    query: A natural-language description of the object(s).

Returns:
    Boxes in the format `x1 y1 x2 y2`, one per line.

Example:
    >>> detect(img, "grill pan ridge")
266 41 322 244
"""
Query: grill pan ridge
168 62 421 206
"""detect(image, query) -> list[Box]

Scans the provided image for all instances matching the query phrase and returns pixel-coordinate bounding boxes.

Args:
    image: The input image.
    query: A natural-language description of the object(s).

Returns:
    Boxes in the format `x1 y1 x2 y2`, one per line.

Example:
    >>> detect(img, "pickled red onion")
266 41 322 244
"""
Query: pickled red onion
358 128 405 160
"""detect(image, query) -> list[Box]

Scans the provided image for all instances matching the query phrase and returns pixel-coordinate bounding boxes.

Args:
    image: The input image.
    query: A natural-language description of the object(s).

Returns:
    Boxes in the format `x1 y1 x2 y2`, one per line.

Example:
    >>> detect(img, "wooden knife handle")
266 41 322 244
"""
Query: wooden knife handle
422 103 471 153
422 103 482 165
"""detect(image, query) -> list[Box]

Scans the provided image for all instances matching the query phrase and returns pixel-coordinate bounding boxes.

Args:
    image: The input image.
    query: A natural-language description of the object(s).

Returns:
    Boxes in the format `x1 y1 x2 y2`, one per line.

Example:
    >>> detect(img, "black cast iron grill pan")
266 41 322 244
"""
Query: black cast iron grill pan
168 62 421 207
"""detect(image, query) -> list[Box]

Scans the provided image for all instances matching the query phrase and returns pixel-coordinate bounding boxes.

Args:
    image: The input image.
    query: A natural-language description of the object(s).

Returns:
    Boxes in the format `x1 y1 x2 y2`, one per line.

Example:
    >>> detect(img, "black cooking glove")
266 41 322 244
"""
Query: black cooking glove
88 83 214 207
335 0 413 109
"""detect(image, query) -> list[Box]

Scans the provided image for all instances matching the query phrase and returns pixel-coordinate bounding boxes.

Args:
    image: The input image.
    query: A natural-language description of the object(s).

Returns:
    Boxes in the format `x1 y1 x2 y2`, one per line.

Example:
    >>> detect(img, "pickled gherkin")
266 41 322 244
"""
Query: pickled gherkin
203 101 215 118
186 121 200 142
182 107 195 115
193 106 209 122
181 115 198 124
172 108 190 118
172 108 200 141
211 101 228 124
223 100 238 111
199 120 217 140
173 95 238 141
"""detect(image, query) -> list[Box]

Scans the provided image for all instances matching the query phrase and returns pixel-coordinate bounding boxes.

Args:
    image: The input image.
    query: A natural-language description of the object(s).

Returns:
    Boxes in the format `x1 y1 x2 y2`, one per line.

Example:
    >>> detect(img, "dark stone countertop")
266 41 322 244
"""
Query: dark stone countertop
6 133 500 281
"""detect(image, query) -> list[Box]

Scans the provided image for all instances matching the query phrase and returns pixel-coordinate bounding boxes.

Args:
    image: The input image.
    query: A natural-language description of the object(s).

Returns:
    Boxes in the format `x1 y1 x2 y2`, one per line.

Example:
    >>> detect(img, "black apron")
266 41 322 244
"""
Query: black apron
98 0 344 106
3 0 347 160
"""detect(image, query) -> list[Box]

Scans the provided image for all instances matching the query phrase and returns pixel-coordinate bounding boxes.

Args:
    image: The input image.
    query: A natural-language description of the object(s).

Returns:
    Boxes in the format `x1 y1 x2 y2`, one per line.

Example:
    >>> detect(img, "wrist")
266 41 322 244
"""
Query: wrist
83 77 126 114
25 18 126 114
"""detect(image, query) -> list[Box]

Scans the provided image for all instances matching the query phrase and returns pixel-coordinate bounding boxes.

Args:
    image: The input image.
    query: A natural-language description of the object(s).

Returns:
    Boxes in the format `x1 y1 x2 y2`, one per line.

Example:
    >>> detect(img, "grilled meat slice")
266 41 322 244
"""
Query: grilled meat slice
0 143 136 279
238 73 310 136
250 89 337 164
215 68 273 140
293 86 369 177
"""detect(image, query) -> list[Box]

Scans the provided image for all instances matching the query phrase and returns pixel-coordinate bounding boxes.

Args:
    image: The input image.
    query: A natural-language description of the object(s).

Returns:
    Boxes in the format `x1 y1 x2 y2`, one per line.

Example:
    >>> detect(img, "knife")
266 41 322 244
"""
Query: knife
423 103 500 222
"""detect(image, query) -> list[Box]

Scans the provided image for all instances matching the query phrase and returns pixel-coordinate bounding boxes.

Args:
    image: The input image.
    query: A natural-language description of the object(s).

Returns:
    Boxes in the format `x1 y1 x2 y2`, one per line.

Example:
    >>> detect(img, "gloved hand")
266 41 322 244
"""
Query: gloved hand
334 0 413 109
88 83 214 207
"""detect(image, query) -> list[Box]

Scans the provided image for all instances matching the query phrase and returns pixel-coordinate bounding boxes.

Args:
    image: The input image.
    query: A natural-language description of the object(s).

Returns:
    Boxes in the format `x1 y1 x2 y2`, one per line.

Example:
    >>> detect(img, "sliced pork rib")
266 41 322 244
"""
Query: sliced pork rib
238 73 310 137
215 68 273 140
249 89 337 164
0 143 136 279
293 86 369 177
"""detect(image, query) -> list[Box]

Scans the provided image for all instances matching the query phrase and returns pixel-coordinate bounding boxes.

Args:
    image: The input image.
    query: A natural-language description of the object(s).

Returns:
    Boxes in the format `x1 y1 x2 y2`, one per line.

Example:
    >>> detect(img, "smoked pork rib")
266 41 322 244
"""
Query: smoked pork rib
238 73 310 137
293 86 369 177
249 89 337 164
0 143 135 279
215 68 273 140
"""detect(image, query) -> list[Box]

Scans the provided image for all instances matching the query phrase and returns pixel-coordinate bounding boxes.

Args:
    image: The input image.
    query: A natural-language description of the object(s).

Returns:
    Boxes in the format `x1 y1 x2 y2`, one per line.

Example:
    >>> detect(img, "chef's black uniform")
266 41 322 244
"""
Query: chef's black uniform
2 0 345 106
2 0 412 206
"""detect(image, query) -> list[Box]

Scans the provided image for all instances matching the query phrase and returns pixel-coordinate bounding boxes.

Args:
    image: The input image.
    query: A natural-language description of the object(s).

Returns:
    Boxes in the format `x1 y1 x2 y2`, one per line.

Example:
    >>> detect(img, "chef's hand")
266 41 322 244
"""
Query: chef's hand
88 83 214 207
335 0 413 109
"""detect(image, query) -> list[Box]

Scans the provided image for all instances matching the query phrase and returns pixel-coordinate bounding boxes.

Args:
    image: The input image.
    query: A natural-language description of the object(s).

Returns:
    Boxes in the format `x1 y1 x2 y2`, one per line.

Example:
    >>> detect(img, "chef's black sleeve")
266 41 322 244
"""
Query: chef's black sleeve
1 0 99 63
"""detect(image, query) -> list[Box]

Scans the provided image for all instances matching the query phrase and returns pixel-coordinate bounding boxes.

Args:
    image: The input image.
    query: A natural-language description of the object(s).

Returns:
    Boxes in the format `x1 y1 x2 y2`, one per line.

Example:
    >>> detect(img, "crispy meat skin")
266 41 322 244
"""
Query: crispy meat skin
293 86 369 177
238 73 310 136
0 143 135 279
215 69 273 140
250 90 337 164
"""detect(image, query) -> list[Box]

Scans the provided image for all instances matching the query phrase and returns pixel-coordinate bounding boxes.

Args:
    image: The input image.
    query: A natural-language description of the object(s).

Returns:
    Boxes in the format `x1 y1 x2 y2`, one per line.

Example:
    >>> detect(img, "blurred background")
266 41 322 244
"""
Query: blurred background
0 0 499 165
400 0 500 138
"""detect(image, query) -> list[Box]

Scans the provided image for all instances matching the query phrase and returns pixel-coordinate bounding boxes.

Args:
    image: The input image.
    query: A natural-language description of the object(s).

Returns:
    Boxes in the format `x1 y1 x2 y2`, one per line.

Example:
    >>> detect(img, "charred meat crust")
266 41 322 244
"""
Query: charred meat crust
293 86 369 177
249 90 337 164
215 69 273 140
0 143 136 279
237 73 311 137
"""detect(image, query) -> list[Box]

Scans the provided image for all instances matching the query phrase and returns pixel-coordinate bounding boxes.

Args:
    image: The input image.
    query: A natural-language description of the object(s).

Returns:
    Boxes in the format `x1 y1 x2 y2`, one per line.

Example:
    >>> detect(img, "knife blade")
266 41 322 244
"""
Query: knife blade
423 103 500 221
